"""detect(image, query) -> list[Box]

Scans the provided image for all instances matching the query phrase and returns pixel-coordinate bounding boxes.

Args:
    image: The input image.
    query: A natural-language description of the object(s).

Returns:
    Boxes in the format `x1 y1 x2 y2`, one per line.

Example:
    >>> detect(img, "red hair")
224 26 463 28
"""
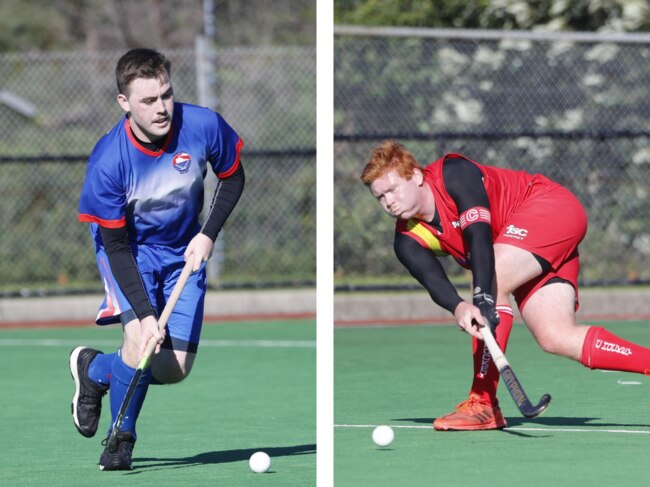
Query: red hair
360 140 422 186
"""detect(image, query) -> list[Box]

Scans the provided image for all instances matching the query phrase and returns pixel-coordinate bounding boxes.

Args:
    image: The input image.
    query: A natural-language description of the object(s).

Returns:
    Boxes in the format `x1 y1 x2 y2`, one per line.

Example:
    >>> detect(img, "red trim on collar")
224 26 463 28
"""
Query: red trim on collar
125 118 173 156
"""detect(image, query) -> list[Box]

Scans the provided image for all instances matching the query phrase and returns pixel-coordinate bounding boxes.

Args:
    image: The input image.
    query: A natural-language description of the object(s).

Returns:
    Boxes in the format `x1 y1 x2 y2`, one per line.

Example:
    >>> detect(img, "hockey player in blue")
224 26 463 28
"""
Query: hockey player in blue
69 48 245 470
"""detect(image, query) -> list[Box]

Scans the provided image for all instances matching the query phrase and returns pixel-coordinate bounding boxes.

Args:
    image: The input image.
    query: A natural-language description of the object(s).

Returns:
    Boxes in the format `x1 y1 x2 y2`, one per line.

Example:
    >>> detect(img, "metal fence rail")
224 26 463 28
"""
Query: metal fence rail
0 46 315 294
334 27 650 287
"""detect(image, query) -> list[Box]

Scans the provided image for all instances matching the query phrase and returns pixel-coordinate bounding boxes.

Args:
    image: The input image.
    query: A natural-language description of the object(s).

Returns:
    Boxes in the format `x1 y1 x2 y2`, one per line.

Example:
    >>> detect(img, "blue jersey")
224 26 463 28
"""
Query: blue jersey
78 102 243 247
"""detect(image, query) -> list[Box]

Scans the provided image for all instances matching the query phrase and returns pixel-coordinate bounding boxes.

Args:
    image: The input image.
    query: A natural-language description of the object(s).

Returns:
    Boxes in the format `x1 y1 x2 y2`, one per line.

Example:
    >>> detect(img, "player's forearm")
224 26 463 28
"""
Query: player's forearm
99 226 156 321
201 163 245 241
463 222 495 295
419 273 465 314
394 233 464 314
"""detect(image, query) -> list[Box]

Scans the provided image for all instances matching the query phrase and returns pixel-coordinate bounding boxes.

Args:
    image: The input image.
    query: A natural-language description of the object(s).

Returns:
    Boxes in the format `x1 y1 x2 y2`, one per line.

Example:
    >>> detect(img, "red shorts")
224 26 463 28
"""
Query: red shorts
494 182 587 311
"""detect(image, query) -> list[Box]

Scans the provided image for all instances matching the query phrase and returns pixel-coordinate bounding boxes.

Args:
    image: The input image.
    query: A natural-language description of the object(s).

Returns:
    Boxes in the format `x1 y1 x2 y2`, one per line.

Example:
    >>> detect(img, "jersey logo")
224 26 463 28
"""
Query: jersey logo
172 152 192 174
504 224 528 239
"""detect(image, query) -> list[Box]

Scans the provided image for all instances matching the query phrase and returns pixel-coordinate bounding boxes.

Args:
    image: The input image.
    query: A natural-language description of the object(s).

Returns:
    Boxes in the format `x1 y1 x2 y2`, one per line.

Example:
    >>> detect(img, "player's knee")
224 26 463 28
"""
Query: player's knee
151 353 195 384
174 361 194 382
536 335 561 355
153 366 192 384
533 329 574 357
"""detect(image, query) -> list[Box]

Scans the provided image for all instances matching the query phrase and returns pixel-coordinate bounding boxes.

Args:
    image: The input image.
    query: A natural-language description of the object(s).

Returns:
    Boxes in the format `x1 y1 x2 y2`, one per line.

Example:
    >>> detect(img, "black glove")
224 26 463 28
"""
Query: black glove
473 291 500 333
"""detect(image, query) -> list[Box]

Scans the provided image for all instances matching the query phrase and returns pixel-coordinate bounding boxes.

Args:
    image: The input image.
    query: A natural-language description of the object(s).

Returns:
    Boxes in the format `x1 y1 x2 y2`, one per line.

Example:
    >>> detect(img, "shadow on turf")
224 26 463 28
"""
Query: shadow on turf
125 443 316 473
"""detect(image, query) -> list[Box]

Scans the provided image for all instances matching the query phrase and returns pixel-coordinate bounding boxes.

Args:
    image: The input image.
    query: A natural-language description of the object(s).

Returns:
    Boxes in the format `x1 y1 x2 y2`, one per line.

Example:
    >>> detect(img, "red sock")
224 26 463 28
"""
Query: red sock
580 326 650 375
470 305 514 404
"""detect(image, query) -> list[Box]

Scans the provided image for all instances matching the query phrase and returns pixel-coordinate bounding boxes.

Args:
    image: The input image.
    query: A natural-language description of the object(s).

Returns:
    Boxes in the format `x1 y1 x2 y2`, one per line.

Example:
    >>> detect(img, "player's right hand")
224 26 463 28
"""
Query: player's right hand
185 233 213 272
453 301 485 339
138 315 164 358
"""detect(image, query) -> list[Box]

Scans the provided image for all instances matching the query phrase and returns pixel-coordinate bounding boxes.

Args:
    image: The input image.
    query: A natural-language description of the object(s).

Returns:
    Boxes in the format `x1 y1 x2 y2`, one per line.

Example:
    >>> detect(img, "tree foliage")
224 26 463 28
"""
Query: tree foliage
0 1 316 291
0 0 315 52
333 29 650 284
335 0 650 32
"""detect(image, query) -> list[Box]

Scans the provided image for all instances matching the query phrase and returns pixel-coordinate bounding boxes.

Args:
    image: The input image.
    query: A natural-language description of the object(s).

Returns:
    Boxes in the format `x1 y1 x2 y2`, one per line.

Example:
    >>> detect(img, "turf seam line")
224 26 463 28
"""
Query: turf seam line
334 424 650 434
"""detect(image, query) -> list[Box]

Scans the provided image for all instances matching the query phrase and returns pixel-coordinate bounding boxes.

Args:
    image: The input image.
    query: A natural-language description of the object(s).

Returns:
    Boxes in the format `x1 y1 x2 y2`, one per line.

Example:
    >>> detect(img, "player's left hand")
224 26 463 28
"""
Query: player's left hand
185 233 214 271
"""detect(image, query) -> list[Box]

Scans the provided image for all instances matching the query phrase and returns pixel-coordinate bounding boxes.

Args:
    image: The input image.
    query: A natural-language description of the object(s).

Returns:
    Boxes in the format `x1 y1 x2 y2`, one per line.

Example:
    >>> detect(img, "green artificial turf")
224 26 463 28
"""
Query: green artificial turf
335 321 650 487
0 319 315 486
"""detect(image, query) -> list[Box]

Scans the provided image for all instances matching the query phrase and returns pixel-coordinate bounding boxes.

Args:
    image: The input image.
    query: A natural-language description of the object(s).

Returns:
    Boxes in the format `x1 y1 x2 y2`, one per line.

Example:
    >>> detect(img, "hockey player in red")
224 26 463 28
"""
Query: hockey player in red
361 140 650 431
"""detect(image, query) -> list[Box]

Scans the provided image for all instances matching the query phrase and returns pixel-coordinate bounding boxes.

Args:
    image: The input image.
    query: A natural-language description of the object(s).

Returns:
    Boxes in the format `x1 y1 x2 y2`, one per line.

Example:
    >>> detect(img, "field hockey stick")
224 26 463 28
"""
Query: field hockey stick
479 324 551 418
107 259 194 452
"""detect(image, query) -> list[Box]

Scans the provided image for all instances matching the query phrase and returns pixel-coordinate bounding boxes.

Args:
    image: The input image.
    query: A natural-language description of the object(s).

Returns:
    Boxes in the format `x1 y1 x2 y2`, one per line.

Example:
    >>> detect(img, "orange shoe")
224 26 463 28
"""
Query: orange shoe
433 394 507 431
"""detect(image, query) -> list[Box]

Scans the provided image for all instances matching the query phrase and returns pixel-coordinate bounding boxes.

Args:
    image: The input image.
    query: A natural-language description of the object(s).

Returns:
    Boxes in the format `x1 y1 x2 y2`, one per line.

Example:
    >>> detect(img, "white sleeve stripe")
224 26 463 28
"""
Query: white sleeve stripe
459 207 491 229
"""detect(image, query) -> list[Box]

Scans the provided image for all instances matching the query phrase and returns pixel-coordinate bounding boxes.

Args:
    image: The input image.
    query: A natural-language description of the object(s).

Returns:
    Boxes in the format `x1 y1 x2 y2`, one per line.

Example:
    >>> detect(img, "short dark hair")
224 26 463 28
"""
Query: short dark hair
115 48 171 95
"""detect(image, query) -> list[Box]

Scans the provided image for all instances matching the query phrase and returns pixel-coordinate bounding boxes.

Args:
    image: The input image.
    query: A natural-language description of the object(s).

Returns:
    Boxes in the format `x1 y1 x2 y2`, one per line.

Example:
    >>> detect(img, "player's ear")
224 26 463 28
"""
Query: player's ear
116 93 130 113
412 167 424 185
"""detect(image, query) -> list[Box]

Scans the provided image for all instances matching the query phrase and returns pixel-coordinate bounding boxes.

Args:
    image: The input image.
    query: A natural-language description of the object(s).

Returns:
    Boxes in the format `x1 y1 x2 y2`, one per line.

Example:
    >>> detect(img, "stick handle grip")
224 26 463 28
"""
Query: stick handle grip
158 259 194 329
479 325 509 371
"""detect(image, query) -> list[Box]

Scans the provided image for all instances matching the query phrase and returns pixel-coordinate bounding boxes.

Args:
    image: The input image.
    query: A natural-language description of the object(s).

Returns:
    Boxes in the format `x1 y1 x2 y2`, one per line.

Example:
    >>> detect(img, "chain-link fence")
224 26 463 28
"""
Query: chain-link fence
0 45 315 294
335 26 650 288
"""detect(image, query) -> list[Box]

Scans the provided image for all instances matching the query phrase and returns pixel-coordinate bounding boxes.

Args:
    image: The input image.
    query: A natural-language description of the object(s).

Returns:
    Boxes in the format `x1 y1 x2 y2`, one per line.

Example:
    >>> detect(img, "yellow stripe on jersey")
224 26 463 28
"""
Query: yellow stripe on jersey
406 220 448 256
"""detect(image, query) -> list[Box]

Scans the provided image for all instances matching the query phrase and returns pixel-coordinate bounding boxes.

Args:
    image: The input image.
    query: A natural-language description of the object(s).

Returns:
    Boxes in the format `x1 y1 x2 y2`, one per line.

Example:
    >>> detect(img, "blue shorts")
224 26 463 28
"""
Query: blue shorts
93 234 206 353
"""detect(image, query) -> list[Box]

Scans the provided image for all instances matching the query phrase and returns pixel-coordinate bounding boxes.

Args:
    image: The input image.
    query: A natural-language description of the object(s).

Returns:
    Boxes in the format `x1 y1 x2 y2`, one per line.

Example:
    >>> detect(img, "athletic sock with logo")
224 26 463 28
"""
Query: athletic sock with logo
469 305 514 404
108 354 151 438
88 351 116 387
580 326 650 375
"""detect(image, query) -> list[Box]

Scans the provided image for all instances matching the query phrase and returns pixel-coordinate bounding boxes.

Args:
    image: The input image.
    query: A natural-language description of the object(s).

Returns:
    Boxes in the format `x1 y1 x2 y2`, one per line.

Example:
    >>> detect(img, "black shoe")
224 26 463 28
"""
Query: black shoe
99 432 135 471
70 346 109 438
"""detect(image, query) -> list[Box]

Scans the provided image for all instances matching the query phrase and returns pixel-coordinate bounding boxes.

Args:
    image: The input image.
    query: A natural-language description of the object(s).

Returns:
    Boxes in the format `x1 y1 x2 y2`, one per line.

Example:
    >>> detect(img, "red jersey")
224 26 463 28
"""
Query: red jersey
397 153 548 265
396 153 587 310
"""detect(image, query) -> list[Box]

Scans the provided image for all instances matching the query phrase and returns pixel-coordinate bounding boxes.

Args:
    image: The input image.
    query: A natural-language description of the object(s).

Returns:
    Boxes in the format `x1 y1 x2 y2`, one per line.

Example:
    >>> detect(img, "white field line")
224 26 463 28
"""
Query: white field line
334 424 650 435
0 338 315 348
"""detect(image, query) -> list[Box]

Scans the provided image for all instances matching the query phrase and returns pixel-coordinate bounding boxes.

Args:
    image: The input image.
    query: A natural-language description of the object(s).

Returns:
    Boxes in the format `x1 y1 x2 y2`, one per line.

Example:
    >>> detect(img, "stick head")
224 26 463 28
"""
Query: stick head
522 393 552 418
